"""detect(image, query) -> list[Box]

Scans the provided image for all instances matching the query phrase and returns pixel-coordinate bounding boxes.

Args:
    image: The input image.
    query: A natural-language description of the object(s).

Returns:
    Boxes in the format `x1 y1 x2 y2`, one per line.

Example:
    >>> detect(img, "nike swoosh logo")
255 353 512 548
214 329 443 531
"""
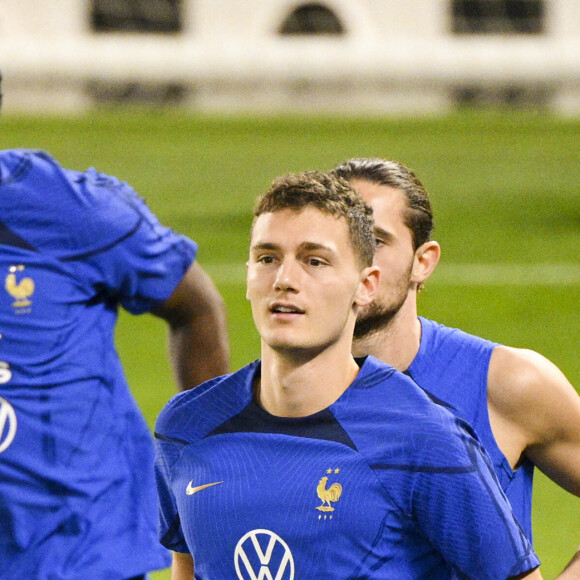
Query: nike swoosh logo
186 480 224 496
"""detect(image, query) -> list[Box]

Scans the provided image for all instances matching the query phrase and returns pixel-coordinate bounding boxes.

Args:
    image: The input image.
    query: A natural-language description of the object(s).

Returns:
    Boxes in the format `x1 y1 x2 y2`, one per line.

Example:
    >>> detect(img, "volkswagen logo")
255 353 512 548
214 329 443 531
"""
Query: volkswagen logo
0 396 17 453
234 528 295 580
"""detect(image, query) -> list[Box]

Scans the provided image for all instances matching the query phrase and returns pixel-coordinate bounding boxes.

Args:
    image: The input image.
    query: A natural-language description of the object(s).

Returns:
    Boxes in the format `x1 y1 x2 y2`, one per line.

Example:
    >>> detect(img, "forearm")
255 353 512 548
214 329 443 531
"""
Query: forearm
171 551 194 580
555 547 580 580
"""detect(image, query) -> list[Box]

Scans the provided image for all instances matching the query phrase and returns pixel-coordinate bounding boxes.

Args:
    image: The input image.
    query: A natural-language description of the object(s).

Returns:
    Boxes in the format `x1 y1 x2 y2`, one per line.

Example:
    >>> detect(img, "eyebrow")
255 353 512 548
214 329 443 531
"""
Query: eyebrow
250 241 336 254
374 226 395 243
250 242 279 252
299 242 336 254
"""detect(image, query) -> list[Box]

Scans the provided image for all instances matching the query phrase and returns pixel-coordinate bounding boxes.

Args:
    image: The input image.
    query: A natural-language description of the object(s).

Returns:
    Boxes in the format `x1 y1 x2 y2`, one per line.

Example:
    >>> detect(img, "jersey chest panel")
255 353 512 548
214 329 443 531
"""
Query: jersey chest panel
172 432 407 579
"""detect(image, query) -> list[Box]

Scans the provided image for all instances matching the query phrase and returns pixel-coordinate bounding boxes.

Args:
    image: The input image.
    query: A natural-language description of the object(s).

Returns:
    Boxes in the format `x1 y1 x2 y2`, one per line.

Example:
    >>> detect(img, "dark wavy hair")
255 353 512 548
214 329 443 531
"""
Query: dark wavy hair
332 158 434 250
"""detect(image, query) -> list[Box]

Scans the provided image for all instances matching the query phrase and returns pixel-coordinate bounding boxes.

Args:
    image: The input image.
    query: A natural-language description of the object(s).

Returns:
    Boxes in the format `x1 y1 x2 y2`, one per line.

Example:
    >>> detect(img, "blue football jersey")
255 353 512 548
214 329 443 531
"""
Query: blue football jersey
0 150 196 579
408 317 535 541
155 356 539 579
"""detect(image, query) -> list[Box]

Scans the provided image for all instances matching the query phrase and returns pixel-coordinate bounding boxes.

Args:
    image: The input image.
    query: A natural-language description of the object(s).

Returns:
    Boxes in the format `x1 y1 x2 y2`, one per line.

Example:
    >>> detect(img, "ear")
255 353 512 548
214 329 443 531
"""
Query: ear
411 241 440 285
354 265 381 308
245 261 251 301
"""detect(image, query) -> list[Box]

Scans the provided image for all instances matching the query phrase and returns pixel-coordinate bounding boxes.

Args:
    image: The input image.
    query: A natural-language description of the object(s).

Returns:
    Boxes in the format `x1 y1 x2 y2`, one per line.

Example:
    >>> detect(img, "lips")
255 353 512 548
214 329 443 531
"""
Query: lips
270 303 305 314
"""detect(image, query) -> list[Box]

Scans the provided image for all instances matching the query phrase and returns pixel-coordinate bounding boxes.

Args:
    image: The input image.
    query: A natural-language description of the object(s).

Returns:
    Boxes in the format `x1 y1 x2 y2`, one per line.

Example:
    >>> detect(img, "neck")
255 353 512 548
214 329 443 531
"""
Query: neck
257 337 360 418
352 294 421 372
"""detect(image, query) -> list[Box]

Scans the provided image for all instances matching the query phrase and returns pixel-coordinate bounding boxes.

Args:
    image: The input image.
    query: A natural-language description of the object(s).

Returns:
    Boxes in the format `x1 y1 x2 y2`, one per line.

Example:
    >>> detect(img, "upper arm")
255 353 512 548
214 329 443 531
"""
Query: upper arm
488 346 580 495
151 261 230 389
152 261 226 328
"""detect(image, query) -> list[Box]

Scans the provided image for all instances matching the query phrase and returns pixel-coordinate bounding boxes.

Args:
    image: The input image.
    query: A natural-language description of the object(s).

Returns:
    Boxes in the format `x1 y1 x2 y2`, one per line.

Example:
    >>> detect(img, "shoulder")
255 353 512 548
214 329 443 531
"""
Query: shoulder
360 355 457 411
0 148 139 217
0 148 48 168
0 149 67 192
357 355 453 411
0 149 146 258
419 317 498 352
355 355 436 408
411 318 498 403
488 346 578 436
348 357 476 465
0 148 57 166
355 355 398 384
489 346 570 410
155 362 258 444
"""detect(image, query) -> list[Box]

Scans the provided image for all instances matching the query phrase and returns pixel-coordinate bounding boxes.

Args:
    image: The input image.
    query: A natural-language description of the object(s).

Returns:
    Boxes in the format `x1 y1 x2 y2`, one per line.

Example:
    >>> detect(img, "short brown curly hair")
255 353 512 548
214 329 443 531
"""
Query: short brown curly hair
253 171 375 268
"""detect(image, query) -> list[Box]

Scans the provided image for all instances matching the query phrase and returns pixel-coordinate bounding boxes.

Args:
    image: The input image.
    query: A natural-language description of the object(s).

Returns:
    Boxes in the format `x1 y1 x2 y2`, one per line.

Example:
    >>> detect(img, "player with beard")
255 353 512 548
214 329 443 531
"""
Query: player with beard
332 157 580 578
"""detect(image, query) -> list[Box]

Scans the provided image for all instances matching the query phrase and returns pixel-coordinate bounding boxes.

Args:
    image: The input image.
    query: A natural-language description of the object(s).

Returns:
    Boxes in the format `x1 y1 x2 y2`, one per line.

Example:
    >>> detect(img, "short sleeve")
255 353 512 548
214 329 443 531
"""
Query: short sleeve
154 434 191 553
410 422 540 578
74 170 198 313
0 154 198 313
93 217 197 314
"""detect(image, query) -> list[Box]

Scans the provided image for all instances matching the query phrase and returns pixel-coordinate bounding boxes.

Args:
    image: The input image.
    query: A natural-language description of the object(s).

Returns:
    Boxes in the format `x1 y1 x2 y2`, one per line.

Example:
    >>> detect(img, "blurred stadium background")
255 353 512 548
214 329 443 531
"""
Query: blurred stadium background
1 1 578 578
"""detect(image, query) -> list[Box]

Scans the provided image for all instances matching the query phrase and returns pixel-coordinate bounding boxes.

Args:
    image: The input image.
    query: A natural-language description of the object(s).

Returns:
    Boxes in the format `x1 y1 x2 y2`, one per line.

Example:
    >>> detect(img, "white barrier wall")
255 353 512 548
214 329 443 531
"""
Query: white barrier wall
1 0 579 114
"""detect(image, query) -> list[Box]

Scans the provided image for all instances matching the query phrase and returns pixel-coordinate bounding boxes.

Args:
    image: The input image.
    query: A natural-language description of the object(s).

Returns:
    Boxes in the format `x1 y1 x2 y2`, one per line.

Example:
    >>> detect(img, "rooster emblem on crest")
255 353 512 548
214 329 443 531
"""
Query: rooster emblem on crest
5 265 35 308
316 475 343 512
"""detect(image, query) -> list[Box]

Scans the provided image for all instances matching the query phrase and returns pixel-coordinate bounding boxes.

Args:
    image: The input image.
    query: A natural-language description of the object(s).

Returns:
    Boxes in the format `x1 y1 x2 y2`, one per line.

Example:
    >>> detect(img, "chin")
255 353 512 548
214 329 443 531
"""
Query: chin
265 336 325 356
263 333 301 351
354 306 400 339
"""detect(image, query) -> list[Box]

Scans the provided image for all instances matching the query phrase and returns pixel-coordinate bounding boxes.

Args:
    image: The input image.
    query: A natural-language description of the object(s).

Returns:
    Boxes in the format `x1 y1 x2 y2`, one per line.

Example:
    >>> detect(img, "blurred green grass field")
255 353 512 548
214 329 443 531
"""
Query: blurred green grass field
2 110 578 578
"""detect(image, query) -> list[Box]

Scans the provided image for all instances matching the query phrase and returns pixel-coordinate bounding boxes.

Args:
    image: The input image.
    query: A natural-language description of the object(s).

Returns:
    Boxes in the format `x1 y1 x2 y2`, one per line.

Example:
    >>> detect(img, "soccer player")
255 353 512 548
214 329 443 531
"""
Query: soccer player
155 171 541 579
332 157 580 577
0 79 230 578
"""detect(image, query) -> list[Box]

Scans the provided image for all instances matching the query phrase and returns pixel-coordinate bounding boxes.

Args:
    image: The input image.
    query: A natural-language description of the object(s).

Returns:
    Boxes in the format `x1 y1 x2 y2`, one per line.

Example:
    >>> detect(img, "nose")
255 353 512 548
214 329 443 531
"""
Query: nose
274 259 298 293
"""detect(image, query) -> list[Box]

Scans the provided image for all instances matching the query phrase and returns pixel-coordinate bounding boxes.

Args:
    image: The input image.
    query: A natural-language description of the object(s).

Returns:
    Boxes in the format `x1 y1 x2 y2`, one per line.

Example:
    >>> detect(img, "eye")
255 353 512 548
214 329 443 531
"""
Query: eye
257 255 275 264
375 238 385 248
307 257 326 267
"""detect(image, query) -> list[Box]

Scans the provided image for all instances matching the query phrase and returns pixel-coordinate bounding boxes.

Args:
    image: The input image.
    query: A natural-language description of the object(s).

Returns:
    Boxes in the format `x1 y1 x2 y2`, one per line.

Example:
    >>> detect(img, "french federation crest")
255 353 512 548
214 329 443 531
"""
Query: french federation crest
5 265 35 309
316 468 342 512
